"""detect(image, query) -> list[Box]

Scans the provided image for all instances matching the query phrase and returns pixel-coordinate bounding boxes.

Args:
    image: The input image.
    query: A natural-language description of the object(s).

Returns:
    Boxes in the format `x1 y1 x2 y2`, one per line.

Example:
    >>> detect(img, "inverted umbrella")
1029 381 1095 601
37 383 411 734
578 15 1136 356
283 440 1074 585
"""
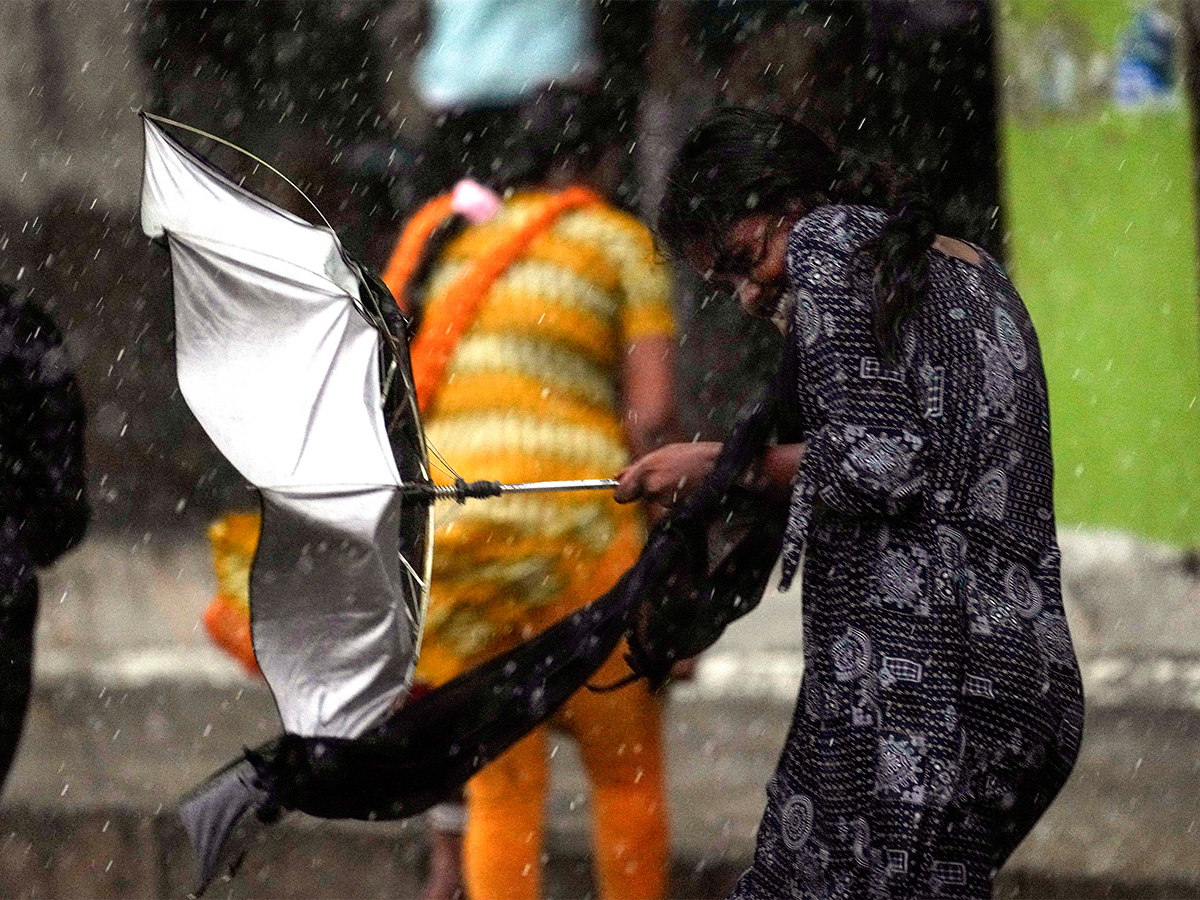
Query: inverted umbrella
140 113 784 894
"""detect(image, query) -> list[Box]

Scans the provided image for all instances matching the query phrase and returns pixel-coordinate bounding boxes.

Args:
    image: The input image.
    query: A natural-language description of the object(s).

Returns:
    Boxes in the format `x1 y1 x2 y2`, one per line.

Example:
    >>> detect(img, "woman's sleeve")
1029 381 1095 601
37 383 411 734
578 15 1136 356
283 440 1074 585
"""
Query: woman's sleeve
779 217 928 584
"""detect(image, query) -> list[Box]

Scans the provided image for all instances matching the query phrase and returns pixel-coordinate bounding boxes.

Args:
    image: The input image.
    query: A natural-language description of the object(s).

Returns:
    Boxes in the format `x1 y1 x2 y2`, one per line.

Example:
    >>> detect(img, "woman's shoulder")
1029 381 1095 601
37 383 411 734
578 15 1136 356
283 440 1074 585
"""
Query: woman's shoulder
489 192 656 255
784 205 887 290
789 203 888 254
558 200 657 250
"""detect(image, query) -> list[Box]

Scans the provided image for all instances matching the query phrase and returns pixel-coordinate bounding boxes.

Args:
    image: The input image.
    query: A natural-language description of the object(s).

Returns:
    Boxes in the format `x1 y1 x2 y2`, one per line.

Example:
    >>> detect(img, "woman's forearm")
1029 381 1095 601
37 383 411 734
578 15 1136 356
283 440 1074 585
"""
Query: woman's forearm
742 443 807 501
621 336 680 458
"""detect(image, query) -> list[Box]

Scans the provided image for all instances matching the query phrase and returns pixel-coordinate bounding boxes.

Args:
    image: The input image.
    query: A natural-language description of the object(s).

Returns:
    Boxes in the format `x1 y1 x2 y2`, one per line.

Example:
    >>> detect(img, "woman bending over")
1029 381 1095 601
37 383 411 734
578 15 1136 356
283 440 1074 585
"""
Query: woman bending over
616 108 1084 900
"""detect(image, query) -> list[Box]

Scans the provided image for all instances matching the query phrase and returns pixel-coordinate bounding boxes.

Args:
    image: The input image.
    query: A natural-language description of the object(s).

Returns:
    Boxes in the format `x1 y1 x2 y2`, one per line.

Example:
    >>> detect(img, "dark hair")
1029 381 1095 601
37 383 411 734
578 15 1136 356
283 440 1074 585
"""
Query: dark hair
453 87 607 192
658 107 936 359
400 88 606 320
401 213 468 330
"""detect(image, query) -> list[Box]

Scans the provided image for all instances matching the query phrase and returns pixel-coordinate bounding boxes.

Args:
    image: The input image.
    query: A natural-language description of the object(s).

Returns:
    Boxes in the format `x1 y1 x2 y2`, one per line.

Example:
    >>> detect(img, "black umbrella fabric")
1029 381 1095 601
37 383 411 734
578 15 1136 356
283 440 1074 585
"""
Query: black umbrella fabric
180 385 788 894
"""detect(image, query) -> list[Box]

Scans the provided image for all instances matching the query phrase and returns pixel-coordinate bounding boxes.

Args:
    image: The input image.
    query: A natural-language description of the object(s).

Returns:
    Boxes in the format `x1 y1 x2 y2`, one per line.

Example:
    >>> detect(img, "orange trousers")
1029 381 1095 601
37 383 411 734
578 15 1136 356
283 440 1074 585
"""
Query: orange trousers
463 650 667 900
420 518 668 900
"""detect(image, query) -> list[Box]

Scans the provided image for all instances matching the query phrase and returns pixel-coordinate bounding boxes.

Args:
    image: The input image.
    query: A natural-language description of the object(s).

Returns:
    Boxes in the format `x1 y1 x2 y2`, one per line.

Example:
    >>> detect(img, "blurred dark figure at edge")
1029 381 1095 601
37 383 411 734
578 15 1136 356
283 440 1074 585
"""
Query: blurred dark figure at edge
0 284 90 788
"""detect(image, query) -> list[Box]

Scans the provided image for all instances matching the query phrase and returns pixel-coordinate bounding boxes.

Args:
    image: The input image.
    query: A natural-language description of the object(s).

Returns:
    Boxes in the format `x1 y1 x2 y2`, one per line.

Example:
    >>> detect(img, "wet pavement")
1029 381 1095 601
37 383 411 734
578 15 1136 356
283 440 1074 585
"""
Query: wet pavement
2 533 1198 898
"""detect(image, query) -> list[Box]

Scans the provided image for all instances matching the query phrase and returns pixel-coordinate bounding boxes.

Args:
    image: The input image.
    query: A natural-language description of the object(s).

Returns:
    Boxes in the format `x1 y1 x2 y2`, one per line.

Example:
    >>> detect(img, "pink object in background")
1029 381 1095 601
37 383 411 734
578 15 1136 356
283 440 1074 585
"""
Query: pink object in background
451 179 502 223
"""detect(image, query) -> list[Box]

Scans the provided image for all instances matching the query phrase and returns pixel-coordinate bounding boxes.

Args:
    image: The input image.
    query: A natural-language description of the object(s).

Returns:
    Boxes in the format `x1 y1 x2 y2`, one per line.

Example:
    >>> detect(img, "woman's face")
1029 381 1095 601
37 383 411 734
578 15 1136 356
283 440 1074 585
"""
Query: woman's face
691 213 795 319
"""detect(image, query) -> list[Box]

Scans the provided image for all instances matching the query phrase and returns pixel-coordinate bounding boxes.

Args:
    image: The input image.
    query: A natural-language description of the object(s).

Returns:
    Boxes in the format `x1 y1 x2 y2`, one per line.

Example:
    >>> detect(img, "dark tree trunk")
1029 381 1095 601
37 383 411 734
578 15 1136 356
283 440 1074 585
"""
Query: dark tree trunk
1179 0 1200 339
858 0 1004 253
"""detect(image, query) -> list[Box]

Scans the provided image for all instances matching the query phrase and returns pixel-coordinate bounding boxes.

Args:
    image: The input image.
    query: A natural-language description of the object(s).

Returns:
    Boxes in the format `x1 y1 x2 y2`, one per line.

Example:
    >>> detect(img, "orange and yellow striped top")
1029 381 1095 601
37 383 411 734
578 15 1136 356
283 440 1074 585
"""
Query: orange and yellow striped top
396 191 676 673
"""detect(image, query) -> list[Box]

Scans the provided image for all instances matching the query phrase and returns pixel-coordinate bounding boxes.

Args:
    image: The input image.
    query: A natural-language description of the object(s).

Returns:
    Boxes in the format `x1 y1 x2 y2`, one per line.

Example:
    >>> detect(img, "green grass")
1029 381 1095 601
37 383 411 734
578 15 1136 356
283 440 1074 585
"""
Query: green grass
999 0 1140 48
1001 111 1200 545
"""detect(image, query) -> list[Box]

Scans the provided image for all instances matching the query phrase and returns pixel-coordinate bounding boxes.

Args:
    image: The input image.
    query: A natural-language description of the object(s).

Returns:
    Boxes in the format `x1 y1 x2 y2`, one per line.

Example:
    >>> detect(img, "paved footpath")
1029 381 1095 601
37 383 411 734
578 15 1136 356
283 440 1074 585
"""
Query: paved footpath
1 531 1198 898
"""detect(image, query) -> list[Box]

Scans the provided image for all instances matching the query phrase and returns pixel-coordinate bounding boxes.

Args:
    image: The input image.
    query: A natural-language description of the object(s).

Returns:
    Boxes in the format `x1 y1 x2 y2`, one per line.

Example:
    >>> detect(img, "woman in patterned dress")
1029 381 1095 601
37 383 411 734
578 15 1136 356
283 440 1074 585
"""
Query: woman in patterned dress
615 108 1085 899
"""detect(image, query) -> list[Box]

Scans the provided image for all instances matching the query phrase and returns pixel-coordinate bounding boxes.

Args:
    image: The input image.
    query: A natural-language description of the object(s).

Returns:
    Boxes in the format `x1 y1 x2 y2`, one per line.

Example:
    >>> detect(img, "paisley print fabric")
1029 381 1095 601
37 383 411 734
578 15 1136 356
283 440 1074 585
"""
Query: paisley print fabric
735 205 1084 900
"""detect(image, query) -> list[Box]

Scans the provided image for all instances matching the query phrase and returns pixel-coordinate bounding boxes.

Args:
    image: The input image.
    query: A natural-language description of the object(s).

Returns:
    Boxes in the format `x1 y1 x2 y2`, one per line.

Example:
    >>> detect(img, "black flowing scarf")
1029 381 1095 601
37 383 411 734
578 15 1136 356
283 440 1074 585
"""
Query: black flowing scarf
181 340 801 893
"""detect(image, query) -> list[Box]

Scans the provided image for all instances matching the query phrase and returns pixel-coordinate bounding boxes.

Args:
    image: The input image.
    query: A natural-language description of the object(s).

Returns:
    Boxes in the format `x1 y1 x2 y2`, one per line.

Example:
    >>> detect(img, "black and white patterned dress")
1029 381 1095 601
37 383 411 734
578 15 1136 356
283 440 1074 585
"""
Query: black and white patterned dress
731 205 1084 900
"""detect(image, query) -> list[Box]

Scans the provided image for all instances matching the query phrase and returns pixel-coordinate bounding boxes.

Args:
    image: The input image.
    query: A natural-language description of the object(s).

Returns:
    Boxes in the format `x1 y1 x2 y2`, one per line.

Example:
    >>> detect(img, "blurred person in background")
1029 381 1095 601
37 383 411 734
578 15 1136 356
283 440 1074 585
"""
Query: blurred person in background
381 86 678 900
0 283 90 789
411 0 602 197
617 108 1084 900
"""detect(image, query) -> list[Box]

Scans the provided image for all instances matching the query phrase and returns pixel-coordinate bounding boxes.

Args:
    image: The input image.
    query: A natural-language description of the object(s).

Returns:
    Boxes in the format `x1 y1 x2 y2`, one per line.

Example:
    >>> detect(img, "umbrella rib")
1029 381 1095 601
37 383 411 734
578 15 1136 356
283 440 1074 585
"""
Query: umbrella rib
249 479 616 495
397 549 427 591
143 111 340 239
424 439 462 482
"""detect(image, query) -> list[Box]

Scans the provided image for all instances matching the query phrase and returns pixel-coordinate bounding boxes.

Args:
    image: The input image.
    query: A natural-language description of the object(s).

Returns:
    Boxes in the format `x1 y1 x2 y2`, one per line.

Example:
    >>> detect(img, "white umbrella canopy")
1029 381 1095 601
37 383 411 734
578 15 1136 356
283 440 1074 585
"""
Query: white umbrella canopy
140 114 629 893
141 113 430 739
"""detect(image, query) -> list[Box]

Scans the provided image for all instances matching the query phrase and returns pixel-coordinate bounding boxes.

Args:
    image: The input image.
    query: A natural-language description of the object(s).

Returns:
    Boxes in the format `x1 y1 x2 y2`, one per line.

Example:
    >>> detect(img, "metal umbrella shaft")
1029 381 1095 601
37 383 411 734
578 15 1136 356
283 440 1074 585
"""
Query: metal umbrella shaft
499 478 617 494
419 478 618 502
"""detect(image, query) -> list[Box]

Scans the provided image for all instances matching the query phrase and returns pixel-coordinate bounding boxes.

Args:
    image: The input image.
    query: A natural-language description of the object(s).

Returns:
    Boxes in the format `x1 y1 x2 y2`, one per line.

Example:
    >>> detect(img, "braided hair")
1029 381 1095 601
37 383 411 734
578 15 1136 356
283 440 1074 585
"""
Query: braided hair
658 107 936 359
